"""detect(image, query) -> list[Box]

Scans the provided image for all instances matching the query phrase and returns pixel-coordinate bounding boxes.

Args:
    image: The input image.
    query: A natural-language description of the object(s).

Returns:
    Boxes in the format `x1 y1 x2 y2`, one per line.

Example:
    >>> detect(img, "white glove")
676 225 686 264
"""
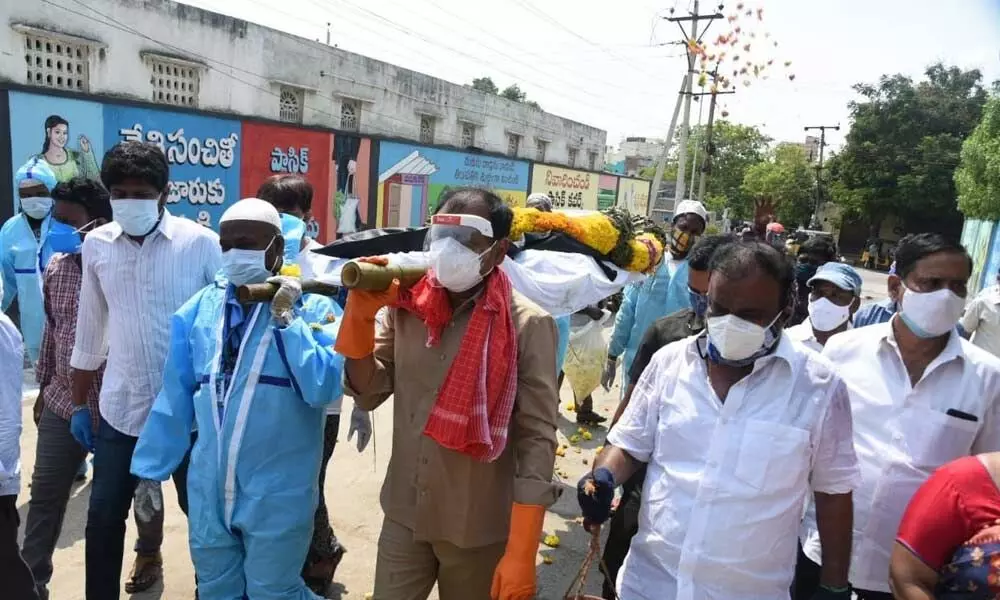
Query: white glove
348 406 372 452
267 276 302 326
601 357 618 392
134 479 163 525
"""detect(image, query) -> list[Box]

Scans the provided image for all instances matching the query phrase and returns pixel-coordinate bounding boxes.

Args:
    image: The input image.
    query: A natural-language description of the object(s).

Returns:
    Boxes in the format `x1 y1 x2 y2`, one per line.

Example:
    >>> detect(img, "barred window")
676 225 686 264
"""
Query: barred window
147 56 200 107
279 86 304 124
588 151 598 170
419 115 435 144
568 147 579 167
23 32 90 92
341 100 360 131
507 133 521 157
461 122 476 147
536 139 548 162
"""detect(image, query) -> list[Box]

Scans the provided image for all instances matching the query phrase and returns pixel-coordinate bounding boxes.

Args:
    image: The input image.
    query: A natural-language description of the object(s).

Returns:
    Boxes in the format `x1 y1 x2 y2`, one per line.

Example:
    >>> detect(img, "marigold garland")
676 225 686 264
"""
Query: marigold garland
508 206 664 273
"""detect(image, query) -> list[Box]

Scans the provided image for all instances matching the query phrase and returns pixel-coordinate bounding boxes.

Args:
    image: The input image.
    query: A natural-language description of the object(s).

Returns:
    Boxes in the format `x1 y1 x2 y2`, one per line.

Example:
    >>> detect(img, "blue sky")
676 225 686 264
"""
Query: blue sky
177 0 999 149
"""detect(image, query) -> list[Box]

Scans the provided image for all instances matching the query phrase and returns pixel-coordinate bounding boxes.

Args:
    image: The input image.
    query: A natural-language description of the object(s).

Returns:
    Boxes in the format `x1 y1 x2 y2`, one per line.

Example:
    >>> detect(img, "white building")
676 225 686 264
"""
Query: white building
1 0 606 168
605 136 665 176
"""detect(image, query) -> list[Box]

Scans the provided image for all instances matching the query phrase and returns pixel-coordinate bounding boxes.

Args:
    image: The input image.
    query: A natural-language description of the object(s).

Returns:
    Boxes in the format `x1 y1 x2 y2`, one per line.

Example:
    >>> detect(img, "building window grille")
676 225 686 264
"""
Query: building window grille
461 122 475 147
278 86 304 124
147 56 200 107
341 100 360 131
588 151 598 170
536 139 548 162
23 32 90 92
419 115 435 144
507 133 521 157
568 147 579 167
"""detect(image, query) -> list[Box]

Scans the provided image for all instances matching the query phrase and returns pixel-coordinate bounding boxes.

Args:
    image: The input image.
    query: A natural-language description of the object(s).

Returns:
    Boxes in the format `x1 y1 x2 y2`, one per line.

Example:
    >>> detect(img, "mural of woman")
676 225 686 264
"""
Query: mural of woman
35 114 100 183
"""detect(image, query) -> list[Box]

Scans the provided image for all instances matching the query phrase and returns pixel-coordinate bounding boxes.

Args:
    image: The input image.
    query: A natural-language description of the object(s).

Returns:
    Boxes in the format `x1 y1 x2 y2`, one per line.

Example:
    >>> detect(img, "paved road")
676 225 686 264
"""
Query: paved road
856 266 890 304
17 265 889 599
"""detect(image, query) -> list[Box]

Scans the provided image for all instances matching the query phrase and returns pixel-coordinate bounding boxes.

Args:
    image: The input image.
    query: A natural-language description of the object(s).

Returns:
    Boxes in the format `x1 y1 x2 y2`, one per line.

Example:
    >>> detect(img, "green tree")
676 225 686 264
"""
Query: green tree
741 144 816 228
828 63 989 233
500 84 526 102
471 77 498 95
956 97 1000 220
637 120 770 218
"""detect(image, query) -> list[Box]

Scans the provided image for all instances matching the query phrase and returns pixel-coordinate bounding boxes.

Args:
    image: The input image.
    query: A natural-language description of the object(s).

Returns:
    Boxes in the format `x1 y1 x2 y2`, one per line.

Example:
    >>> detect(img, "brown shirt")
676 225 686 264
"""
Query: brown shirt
347 290 561 548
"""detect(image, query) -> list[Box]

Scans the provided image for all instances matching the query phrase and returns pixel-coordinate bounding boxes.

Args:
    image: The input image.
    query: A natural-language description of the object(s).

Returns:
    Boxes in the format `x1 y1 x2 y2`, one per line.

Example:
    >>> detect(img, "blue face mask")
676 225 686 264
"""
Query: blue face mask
688 288 709 318
279 213 306 265
48 219 92 254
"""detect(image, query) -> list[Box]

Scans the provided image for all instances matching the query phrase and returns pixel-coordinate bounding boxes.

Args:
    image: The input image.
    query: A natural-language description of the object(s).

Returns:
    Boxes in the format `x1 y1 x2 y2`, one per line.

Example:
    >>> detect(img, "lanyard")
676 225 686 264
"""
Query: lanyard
209 302 263 439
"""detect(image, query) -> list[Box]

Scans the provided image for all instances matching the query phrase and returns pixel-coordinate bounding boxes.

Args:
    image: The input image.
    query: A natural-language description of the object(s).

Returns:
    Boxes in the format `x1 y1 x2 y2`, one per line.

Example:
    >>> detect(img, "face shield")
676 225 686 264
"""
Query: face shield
424 214 497 292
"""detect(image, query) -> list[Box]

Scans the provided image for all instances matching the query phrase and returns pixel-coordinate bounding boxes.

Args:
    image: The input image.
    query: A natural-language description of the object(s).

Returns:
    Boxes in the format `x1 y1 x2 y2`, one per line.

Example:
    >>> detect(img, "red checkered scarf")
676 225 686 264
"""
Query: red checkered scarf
394 269 518 462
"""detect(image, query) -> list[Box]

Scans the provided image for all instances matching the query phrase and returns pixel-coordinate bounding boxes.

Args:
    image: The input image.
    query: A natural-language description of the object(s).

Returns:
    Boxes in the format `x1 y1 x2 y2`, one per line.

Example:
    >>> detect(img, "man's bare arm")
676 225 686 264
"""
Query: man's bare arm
815 491 853 589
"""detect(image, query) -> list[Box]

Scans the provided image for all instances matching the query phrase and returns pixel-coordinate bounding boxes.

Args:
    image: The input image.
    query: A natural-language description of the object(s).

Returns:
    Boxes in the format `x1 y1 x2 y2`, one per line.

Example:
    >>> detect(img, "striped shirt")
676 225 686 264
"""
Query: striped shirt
70 211 222 437
37 253 101 429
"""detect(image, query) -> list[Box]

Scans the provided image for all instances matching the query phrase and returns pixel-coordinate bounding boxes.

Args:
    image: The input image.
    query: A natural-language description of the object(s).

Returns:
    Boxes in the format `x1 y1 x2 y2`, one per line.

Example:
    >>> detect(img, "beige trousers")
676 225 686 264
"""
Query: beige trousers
373 517 507 600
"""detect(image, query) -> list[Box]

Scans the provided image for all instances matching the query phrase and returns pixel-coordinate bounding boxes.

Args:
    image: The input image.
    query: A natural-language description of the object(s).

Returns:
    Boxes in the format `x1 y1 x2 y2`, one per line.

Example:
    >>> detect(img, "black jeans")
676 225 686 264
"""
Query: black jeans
792 543 893 600
21 408 168 598
1 495 40 599
305 414 343 571
85 417 193 600
601 466 647 600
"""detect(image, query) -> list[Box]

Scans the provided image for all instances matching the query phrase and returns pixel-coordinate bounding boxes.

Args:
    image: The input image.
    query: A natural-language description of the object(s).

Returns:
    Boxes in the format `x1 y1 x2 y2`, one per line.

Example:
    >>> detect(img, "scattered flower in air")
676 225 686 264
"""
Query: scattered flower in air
784 60 792 67
757 8 764 20
722 110 730 117
743 43 751 52
789 74 796 81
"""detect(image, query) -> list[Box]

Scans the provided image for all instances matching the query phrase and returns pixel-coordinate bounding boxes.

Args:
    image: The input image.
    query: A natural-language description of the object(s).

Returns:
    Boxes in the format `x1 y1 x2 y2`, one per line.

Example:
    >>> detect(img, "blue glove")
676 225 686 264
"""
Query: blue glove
70 407 94 452
577 467 616 528
811 585 851 600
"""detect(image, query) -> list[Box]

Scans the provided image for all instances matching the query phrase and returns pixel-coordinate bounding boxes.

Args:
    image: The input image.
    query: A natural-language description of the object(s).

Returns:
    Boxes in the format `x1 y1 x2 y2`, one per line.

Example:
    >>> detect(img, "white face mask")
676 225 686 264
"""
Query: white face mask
111 199 161 236
899 285 965 338
808 297 852 332
222 237 278 287
429 237 491 293
707 312 781 362
20 196 53 220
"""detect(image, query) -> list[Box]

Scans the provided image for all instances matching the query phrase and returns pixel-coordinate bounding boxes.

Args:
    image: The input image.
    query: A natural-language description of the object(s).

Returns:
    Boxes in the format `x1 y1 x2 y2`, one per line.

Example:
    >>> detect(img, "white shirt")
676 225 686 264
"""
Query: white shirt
608 333 860 600
786 320 853 353
71 212 222 436
0 313 23 497
961 284 1000 357
298 238 344 416
801 319 1000 593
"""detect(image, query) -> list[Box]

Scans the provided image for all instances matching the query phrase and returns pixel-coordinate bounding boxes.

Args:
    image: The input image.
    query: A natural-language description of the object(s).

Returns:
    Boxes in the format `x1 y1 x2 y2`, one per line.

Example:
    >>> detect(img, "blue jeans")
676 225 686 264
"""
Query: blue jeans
85 417 194 600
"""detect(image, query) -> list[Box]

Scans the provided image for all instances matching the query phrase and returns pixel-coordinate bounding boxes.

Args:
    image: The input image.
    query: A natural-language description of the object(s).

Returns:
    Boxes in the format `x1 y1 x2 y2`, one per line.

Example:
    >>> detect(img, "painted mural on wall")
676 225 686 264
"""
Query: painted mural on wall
961 218 995 298
979 222 1000 293
333 135 373 240
376 142 529 227
240 122 333 241
530 164 600 211
597 174 617 210
8 91 104 202
617 177 652 216
105 105 241 229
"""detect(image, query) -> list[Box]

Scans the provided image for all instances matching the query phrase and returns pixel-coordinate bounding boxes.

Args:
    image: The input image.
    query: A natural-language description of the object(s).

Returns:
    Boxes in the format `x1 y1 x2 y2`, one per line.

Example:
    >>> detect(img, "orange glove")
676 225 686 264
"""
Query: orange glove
490 503 545 600
334 257 400 359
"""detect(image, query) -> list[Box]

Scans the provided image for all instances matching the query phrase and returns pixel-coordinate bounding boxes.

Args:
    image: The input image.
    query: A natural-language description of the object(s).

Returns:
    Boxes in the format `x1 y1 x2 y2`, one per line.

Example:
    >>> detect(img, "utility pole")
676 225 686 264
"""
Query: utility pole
647 78 686 218
696 79 736 203
804 124 839 226
649 2 723 219
666 1 723 210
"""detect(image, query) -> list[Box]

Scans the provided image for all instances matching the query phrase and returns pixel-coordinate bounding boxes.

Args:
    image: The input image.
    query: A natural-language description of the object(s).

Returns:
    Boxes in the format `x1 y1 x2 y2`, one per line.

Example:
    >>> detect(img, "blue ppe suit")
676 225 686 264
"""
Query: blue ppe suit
607 258 691 383
1 160 58 364
555 314 571 373
279 213 307 266
131 276 345 600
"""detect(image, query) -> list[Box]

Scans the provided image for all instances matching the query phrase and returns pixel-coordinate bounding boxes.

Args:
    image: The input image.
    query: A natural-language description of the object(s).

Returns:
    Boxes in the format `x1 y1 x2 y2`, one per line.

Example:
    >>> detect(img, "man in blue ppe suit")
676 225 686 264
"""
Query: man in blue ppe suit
601 199 708 395
1 158 58 364
131 197 345 600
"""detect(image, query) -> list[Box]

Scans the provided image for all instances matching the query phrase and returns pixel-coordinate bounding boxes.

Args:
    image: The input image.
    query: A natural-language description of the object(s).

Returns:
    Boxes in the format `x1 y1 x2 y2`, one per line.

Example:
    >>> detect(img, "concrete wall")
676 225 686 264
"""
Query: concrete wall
1 0 606 165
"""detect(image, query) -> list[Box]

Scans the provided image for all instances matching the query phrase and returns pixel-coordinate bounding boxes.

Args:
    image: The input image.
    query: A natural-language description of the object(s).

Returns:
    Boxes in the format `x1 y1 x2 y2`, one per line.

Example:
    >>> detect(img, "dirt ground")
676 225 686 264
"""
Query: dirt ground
16 368 617 600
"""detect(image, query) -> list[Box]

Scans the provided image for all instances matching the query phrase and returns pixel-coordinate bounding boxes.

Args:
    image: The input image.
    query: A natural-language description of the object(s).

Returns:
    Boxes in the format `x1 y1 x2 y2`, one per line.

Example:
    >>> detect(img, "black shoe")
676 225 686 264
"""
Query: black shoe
576 410 608 425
